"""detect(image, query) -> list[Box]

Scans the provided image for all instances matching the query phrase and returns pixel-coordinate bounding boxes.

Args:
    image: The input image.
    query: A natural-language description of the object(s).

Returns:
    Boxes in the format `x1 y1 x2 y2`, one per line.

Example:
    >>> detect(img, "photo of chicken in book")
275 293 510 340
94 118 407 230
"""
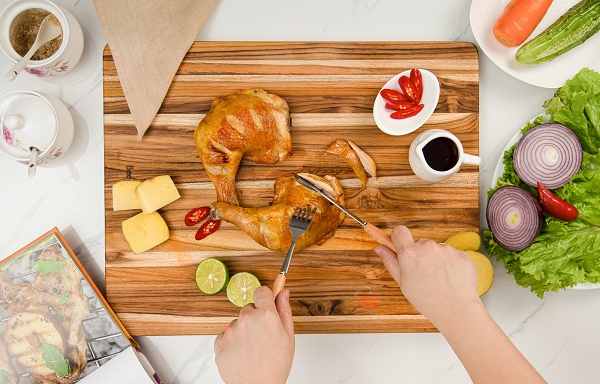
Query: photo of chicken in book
0 244 89 384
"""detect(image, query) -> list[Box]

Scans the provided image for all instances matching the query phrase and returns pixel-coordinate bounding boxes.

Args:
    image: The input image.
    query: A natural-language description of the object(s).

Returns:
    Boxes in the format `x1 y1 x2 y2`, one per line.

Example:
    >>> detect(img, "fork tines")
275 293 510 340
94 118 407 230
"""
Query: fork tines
293 207 317 221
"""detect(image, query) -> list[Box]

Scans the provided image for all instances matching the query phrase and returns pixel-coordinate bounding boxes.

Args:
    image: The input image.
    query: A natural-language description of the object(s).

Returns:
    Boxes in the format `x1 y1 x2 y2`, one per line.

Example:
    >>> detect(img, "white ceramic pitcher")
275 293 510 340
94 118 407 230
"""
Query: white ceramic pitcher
409 129 481 183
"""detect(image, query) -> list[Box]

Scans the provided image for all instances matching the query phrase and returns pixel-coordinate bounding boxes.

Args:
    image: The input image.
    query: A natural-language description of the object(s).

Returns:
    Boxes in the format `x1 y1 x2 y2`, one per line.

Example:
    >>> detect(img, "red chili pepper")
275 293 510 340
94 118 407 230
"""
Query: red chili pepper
410 68 423 103
195 219 220 240
185 207 210 226
380 89 409 104
390 104 424 119
398 76 419 103
385 101 415 111
537 182 578 221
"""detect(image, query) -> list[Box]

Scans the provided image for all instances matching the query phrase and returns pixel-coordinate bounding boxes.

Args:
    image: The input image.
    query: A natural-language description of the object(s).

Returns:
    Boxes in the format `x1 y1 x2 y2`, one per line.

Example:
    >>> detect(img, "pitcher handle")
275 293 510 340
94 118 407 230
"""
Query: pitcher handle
463 154 481 166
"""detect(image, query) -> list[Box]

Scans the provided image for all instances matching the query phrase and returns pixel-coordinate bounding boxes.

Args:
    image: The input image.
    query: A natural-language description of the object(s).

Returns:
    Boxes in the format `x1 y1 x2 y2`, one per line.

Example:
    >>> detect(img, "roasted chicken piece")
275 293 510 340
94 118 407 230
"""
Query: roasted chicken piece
211 173 345 254
0 340 18 384
326 139 376 190
194 89 293 205
0 244 89 384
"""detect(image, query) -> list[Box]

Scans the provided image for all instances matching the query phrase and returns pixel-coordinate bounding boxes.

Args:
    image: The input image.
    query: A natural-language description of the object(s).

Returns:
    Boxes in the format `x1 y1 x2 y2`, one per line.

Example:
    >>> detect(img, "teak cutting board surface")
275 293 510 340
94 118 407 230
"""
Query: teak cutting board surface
104 42 479 335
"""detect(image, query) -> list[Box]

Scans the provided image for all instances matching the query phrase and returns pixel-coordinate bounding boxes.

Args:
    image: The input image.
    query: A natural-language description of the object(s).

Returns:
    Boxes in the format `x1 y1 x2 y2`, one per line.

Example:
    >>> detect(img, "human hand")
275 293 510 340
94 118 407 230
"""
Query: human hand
214 286 295 384
373 226 481 331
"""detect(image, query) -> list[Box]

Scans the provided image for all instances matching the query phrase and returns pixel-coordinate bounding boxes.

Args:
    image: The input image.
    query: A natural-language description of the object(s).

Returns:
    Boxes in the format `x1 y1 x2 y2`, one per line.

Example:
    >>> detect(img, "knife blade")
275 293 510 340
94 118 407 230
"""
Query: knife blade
292 173 396 251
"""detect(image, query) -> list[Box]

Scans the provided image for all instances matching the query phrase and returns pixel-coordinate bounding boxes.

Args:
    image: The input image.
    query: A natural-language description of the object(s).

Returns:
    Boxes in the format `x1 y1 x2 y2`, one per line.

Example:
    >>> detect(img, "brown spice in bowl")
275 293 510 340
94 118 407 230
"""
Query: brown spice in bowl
9 8 63 61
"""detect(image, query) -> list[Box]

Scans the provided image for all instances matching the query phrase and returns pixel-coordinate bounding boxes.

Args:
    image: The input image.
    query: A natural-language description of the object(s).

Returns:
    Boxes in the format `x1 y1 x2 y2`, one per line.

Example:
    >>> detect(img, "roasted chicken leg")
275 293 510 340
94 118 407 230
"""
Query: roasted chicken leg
194 89 293 205
211 173 345 254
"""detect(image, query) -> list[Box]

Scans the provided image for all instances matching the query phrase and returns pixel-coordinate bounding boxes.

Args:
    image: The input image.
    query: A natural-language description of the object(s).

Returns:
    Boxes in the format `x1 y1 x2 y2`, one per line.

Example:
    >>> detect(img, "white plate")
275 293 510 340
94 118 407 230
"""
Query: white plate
490 114 600 290
373 69 440 136
470 0 600 88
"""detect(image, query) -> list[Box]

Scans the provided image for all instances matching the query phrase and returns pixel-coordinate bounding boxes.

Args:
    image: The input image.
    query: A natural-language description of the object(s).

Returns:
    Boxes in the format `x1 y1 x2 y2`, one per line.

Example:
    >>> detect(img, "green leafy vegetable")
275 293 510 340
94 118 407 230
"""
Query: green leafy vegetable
42 343 70 377
30 260 65 274
0 369 10 384
485 68 600 298
58 293 70 304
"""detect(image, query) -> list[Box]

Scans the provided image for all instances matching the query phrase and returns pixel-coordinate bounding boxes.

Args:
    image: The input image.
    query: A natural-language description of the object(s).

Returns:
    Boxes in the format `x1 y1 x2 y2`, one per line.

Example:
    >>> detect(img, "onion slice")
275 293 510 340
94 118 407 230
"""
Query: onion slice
513 124 583 190
348 140 377 179
486 186 543 252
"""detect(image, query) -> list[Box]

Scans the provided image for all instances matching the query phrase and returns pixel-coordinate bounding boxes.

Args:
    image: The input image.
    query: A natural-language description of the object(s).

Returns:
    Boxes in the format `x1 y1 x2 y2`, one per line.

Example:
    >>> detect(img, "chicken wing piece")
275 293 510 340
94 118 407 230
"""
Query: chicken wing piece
194 89 293 205
326 139 368 189
211 173 345 254
0 244 89 384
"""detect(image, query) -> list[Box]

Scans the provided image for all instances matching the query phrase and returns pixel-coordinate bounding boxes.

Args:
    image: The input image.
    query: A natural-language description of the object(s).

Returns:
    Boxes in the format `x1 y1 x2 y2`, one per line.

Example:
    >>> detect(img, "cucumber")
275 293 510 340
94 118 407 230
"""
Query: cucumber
516 0 600 66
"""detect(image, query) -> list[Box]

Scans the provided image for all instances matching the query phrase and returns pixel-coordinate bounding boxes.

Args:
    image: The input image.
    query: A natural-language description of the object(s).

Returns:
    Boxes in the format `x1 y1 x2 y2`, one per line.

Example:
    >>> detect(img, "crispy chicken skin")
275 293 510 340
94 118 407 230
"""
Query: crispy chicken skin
211 174 345 254
0 244 89 384
327 139 368 190
194 89 293 205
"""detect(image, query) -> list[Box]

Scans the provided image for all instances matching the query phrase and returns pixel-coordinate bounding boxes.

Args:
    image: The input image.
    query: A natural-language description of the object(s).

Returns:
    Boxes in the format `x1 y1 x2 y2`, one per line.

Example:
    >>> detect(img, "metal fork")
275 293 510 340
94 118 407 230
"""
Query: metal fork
272 206 317 298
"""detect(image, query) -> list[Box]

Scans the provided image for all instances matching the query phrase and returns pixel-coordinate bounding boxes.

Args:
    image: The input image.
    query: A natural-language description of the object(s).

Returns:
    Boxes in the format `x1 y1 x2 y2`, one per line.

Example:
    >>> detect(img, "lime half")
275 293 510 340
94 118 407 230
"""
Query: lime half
227 272 261 307
195 259 229 294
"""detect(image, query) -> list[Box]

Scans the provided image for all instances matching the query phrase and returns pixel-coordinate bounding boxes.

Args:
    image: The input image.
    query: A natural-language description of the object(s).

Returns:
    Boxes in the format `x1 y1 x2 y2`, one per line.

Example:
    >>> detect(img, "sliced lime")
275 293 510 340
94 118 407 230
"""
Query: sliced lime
195 259 229 294
227 272 261 307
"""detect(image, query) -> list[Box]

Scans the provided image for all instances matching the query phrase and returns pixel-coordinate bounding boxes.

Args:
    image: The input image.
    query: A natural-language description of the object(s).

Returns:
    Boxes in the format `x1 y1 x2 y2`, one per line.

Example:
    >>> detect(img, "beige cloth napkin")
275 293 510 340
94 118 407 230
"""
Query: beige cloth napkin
94 0 219 140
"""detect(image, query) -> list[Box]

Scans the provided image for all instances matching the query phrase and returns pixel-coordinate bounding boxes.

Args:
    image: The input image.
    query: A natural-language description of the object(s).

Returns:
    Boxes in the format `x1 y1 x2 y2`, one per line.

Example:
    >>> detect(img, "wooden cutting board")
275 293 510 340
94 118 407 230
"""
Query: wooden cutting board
104 42 479 335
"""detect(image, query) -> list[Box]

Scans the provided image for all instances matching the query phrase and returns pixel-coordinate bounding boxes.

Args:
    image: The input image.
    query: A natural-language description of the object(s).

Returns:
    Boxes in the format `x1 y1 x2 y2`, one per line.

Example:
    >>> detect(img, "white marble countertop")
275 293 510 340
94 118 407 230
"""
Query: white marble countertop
1 0 599 382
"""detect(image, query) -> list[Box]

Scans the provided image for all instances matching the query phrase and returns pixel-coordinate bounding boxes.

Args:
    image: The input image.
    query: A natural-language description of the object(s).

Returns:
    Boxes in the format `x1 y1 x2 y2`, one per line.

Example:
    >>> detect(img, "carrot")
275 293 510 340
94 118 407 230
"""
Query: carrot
493 0 554 47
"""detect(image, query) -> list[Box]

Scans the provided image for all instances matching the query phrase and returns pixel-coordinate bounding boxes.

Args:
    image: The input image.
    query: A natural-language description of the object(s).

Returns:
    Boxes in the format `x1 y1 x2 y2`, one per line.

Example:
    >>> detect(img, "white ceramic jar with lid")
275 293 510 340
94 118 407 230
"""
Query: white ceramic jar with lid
0 90 74 175
0 0 84 79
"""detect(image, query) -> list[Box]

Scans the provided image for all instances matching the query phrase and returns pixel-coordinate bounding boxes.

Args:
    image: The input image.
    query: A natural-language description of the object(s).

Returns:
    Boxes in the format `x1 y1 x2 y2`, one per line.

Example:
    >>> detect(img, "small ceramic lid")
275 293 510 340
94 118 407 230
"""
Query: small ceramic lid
0 91 56 158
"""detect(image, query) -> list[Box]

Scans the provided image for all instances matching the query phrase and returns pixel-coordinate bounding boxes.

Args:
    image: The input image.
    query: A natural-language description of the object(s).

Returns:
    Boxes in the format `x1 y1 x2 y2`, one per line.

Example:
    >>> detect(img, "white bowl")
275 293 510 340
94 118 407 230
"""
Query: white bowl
373 69 440 136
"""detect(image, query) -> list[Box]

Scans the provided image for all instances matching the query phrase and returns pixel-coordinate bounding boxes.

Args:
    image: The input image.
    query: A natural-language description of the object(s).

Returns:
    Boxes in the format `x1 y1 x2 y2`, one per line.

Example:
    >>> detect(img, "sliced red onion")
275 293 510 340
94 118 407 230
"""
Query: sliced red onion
513 123 583 190
486 186 543 252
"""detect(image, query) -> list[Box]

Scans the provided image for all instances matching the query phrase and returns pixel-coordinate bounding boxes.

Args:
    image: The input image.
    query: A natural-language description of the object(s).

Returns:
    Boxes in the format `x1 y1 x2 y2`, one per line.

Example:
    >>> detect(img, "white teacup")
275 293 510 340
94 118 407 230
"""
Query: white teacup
409 129 480 183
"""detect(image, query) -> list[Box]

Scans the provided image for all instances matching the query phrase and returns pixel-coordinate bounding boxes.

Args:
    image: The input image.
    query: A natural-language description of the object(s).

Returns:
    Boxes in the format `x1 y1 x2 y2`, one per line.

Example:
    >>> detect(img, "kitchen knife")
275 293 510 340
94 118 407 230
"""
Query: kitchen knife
293 173 396 252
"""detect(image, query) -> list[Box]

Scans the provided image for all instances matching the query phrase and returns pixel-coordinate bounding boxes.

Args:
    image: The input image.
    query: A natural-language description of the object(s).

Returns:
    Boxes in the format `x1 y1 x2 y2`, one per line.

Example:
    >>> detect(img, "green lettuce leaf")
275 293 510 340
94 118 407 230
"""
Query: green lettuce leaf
544 67 600 154
484 68 600 298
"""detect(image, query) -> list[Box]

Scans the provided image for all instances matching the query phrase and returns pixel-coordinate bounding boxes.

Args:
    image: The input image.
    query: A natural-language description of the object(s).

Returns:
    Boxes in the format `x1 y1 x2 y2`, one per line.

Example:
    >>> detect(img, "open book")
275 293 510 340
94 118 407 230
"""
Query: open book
0 228 160 384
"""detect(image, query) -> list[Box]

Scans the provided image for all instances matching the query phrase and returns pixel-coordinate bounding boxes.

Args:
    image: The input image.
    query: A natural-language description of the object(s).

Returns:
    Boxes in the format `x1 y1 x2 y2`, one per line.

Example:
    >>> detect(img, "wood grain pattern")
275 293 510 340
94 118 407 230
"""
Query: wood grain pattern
104 42 479 335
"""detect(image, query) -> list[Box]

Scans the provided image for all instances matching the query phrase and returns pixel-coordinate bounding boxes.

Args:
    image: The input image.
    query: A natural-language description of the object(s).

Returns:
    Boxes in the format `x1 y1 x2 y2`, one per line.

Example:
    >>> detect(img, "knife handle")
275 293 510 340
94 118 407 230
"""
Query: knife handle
272 273 286 299
364 223 396 252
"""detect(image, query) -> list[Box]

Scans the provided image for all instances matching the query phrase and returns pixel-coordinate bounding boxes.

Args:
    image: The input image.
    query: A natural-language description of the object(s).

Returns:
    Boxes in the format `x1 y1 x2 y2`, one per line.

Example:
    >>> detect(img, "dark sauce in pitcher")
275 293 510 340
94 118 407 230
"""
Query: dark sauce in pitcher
422 137 459 172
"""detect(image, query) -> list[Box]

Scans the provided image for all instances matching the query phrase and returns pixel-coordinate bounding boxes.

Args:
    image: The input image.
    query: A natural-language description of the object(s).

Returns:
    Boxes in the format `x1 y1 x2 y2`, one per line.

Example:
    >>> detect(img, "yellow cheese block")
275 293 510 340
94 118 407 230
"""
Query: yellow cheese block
122 211 169 254
135 175 181 214
112 180 142 211
466 250 494 296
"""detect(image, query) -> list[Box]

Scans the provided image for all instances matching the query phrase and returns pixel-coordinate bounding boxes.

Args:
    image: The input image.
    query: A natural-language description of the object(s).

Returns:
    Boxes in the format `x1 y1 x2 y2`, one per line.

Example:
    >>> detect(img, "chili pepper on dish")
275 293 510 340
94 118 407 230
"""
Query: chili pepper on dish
410 69 423 103
385 101 415 111
536 182 578 221
380 89 409 104
398 76 419 104
390 104 424 120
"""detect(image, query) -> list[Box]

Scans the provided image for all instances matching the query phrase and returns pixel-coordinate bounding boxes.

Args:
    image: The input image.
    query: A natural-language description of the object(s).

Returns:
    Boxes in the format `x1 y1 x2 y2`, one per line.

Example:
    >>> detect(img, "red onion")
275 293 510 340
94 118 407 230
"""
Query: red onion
513 123 583 190
486 186 543 252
